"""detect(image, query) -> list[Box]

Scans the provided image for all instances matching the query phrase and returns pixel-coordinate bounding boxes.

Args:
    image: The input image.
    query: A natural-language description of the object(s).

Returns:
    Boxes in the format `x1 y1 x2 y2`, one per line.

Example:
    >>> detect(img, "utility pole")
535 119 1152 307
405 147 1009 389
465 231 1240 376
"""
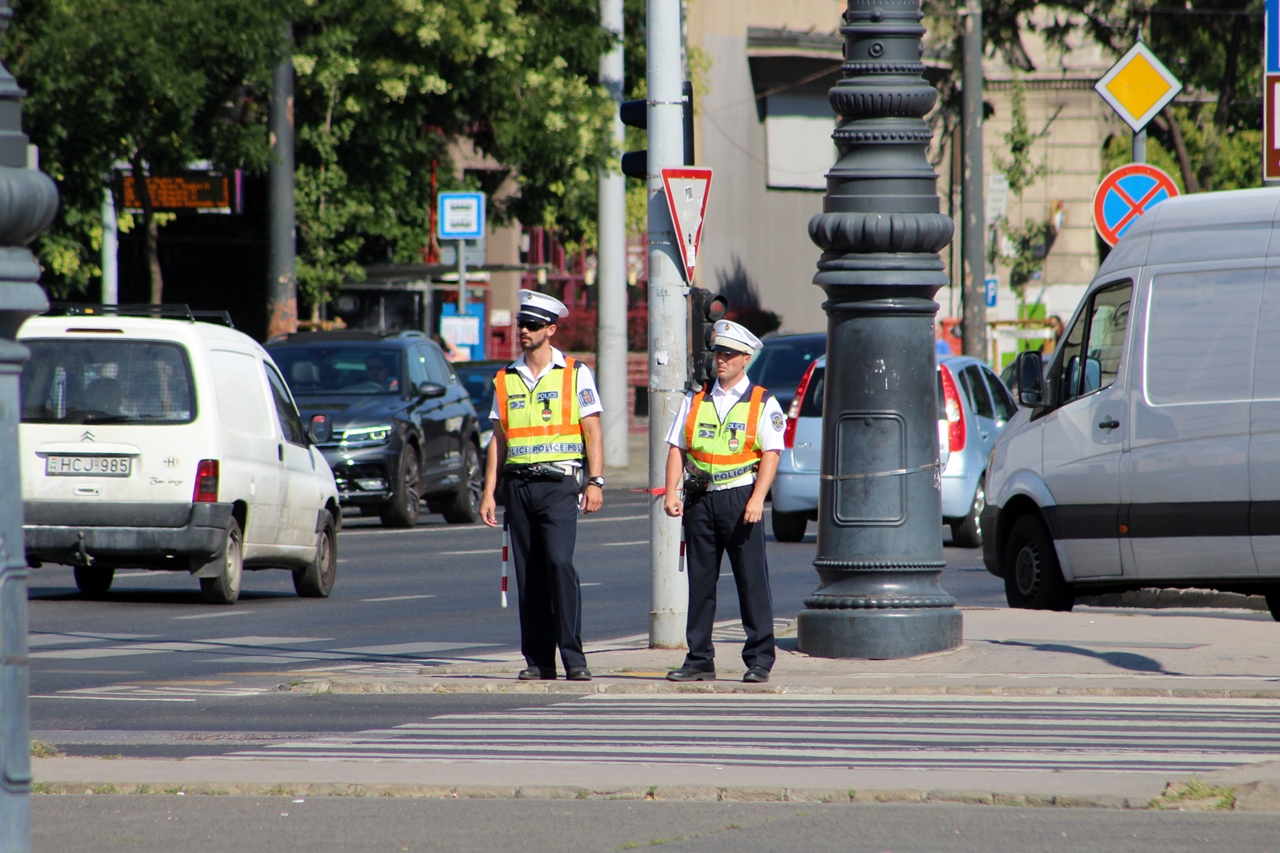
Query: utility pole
597 0 629 470
0 2 60 848
101 186 117 305
961 0 986 360
795 0 961 659
267 23 297 338
646 0 688 649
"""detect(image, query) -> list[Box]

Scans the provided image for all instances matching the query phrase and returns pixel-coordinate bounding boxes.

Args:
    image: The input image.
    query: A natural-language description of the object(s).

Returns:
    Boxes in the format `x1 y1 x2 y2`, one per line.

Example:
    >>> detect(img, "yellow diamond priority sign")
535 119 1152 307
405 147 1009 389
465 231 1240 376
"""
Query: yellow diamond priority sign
1094 42 1183 133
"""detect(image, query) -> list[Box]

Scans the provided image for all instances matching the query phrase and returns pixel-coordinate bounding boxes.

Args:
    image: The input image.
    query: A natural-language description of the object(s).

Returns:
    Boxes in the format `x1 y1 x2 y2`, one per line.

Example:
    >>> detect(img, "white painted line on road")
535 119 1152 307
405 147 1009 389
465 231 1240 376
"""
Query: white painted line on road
172 611 255 620
580 514 647 524
340 513 648 535
334 641 501 656
361 594 437 603
581 583 603 587
597 540 648 547
31 695 195 702
439 549 500 555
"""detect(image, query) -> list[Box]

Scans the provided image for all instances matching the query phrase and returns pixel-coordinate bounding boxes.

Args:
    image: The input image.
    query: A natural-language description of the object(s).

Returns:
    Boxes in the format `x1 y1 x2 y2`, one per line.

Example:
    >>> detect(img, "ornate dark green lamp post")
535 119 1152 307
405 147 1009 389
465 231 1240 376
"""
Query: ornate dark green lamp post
796 0 961 659
0 1 60 848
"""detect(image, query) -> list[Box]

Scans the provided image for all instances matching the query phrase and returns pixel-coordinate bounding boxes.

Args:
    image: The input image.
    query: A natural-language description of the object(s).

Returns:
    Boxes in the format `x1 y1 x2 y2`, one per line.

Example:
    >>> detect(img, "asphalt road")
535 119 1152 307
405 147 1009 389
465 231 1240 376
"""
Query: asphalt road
28 492 1004 754
32 798 1280 853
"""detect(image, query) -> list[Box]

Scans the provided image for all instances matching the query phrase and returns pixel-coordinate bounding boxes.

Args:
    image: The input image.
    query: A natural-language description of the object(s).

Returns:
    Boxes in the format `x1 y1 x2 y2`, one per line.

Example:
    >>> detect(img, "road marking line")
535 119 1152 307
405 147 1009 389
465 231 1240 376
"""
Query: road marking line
341 514 648 534
439 549 501 555
581 514 647 524
581 583 603 587
596 540 648 547
172 611 255 620
361 594 437 603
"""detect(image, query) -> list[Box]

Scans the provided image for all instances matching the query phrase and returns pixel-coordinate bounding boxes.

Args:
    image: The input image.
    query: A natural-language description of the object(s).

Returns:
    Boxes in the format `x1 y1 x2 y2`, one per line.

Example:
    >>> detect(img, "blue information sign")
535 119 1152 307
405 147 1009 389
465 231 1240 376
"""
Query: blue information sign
437 192 486 240
984 277 998 308
1268 0 1280 74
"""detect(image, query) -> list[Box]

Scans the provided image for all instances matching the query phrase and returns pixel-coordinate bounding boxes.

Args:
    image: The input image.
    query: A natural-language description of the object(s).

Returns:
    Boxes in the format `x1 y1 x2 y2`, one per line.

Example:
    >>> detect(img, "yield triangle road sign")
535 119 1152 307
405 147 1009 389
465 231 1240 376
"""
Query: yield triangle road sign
661 167 713 280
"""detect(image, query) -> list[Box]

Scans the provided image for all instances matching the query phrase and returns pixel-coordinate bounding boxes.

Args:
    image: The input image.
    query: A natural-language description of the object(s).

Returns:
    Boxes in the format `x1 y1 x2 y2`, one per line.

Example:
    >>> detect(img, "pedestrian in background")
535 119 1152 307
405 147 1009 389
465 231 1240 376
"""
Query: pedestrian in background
663 320 784 684
1041 314 1064 354
480 289 606 682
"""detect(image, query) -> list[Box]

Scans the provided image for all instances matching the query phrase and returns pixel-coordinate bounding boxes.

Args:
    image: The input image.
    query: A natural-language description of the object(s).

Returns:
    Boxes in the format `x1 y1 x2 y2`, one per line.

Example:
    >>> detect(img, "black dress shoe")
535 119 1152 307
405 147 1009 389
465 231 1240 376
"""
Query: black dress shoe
518 666 556 681
742 666 770 683
566 666 592 681
666 665 716 682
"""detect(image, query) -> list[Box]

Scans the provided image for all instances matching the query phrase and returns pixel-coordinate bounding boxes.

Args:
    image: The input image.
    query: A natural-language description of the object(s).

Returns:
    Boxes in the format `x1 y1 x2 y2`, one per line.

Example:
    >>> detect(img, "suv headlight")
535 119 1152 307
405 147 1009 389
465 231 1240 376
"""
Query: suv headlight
338 425 393 447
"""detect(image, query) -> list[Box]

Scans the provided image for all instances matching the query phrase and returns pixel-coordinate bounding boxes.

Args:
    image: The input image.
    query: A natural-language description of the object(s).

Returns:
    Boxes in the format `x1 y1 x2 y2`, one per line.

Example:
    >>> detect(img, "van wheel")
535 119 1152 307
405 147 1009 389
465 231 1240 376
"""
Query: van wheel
74 567 114 597
294 515 337 598
380 446 420 528
200 520 243 605
771 509 808 542
1003 514 1074 611
950 476 985 548
1265 588 1280 622
442 443 482 524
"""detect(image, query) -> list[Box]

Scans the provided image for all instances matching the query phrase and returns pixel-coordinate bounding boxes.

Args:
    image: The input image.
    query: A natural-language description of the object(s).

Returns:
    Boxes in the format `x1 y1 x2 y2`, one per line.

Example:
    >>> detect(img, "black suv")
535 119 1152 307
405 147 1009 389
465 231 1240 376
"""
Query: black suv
267 331 482 527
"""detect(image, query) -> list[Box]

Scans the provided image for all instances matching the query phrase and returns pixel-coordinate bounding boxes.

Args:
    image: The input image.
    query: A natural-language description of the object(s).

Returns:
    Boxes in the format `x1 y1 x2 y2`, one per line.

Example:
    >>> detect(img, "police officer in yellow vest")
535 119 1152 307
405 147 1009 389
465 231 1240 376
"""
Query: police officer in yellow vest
663 320 785 683
480 290 605 682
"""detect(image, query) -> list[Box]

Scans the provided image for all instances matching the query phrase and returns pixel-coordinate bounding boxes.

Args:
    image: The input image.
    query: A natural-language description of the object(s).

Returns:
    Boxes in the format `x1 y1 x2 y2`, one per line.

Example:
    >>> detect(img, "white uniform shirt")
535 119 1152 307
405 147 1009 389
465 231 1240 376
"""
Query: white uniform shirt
665 374 786 490
490 347 603 470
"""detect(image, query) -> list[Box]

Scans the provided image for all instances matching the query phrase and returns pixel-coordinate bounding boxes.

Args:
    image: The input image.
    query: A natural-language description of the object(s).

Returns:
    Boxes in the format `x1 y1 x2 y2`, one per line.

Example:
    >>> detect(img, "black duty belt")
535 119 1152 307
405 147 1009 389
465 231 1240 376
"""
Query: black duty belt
504 463 568 483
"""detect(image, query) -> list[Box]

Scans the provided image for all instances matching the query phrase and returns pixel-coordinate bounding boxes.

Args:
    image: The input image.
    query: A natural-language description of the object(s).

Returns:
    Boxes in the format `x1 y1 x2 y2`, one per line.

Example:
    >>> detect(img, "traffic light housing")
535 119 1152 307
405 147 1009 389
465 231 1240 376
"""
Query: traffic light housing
620 81 695 180
688 287 729 389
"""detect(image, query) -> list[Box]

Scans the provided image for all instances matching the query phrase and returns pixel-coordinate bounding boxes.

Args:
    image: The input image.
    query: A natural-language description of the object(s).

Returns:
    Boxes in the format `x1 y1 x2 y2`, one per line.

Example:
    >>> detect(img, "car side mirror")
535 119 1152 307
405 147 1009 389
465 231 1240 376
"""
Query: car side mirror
1016 351 1045 407
417 381 447 401
308 414 332 444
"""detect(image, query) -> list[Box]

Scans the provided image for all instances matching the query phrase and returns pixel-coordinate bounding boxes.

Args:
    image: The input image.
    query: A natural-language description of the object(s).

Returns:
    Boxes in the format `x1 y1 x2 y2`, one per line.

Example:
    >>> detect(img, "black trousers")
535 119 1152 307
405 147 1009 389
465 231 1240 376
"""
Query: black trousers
682 483 775 671
505 475 586 671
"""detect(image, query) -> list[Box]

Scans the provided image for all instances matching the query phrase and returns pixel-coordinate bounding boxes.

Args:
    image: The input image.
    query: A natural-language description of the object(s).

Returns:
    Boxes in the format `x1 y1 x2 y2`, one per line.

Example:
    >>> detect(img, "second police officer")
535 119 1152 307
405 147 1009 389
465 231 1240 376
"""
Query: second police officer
479 289 606 682
662 320 785 683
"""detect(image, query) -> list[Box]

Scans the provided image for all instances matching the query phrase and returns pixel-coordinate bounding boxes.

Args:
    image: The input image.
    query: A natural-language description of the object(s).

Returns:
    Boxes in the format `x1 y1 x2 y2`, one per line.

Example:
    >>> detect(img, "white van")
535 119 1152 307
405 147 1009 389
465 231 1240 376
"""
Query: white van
983 187 1280 620
19 308 341 604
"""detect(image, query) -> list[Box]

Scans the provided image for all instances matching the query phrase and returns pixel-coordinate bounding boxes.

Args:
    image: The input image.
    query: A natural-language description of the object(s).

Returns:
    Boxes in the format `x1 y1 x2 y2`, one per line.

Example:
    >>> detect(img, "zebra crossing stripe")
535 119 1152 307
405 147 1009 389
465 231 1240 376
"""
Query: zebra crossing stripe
216 695 1280 773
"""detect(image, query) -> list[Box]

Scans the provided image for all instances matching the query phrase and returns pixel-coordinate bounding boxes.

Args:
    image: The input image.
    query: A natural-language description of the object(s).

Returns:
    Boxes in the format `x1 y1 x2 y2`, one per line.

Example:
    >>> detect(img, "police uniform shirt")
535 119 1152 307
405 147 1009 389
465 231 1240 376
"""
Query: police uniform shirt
665 374 786 490
490 346 604 470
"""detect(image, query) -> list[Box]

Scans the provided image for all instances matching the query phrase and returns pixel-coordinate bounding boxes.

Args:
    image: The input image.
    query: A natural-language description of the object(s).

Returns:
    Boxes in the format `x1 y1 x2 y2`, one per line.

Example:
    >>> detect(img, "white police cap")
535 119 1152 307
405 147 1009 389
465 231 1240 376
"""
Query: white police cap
711 319 762 355
517 289 569 324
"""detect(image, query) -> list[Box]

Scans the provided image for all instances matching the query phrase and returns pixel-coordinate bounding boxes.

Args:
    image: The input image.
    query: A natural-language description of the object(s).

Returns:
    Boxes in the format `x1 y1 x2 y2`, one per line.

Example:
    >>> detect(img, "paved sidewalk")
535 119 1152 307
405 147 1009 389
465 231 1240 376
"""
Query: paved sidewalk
32 607 1280 811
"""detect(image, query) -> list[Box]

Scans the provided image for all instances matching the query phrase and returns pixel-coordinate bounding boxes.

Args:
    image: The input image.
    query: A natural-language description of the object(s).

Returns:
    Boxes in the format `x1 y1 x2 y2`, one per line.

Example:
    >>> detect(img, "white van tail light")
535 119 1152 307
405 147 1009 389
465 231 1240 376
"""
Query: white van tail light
194 460 219 503
785 361 818 449
939 365 965 452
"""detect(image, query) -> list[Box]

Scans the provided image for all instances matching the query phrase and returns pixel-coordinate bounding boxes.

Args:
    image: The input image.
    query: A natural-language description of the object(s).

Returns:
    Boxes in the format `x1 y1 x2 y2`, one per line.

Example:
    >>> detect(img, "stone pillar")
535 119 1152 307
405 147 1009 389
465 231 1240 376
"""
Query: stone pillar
796 0 961 660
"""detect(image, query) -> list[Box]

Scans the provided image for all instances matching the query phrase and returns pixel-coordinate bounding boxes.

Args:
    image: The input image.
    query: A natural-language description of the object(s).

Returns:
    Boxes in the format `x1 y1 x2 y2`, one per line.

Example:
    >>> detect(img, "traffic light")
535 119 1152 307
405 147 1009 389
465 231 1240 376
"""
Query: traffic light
620 81 695 180
688 287 729 389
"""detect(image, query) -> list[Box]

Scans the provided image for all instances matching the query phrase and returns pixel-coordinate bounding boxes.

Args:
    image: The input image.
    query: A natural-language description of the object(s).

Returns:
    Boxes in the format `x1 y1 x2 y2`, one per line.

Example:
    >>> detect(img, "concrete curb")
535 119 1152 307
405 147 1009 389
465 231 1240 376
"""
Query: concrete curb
282 678 1280 700
1078 588 1272 612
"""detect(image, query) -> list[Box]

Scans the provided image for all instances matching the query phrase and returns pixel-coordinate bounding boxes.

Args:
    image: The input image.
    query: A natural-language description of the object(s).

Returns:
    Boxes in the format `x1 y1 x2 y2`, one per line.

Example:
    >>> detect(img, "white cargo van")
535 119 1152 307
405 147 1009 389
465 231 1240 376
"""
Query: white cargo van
983 187 1280 620
18 307 341 604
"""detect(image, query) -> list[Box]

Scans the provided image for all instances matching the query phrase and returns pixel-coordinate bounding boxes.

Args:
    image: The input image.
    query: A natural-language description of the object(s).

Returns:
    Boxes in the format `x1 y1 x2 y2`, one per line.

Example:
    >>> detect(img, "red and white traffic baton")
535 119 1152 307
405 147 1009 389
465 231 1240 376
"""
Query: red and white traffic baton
500 516 510 608
679 525 686 574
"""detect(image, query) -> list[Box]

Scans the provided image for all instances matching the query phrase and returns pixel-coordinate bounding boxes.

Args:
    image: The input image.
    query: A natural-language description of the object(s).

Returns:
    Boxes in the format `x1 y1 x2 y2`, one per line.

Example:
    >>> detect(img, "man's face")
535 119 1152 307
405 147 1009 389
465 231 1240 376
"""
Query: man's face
367 357 390 384
713 348 749 381
518 318 555 352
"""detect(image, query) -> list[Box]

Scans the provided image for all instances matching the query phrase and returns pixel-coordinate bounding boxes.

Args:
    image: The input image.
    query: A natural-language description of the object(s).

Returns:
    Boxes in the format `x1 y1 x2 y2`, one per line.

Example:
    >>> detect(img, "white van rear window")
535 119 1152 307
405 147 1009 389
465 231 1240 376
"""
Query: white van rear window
20 339 195 425
1144 268 1262 406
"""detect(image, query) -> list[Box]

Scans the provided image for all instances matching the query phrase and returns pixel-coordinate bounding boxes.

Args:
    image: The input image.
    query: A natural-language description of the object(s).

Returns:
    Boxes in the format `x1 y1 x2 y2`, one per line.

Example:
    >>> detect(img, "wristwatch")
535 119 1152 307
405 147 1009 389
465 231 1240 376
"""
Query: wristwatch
587 476 606 488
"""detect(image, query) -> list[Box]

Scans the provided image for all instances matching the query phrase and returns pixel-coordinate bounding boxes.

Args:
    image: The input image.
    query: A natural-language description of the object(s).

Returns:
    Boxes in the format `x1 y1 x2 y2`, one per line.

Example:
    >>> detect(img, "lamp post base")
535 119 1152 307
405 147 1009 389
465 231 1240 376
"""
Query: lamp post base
797 608 962 660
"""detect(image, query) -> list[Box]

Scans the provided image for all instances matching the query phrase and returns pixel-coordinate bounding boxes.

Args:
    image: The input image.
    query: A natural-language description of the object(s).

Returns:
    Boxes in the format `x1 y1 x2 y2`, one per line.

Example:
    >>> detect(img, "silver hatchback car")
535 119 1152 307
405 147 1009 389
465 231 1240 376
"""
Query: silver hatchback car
770 353 1016 546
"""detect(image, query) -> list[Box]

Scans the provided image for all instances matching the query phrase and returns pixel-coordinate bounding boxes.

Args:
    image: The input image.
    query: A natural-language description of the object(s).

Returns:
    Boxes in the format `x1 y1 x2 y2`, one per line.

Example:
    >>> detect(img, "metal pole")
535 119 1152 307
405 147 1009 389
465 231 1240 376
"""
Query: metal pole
960 0 985 360
796 0 961 660
597 0 629 470
647 0 688 649
101 186 117 305
1132 128 1146 164
457 239 468 313
267 22 297 338
0 4 60 848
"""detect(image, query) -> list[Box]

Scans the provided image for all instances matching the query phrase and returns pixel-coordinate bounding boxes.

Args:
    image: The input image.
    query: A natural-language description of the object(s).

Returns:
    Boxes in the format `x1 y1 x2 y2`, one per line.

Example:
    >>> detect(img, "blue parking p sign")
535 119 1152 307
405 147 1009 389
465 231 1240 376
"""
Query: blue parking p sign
985 277 998 308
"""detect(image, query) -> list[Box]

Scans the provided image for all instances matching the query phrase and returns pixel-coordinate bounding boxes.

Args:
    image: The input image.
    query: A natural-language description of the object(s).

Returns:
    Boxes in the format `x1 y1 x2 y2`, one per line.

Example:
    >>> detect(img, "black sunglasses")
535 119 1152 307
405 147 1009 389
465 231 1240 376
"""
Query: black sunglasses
517 318 550 331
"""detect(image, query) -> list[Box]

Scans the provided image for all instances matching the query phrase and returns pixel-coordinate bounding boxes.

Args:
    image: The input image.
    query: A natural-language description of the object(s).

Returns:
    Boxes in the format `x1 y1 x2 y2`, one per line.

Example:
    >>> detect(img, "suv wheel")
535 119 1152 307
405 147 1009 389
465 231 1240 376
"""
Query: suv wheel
200 519 244 605
294 514 338 598
442 442 482 524
1003 513 1073 611
771 509 808 542
950 475 985 548
74 566 114 597
380 446 421 528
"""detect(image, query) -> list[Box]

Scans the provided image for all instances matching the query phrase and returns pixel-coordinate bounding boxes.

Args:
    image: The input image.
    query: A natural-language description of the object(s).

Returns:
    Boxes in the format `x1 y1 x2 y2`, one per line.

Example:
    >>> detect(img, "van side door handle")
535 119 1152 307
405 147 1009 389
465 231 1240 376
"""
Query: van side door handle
278 443 284 461
1098 419 1120 431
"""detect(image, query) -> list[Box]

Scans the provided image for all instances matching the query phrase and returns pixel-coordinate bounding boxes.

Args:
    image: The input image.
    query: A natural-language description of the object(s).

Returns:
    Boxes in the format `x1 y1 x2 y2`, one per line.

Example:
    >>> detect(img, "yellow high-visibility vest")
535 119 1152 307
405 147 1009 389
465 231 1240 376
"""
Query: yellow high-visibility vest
495 358 584 465
683 384 767 484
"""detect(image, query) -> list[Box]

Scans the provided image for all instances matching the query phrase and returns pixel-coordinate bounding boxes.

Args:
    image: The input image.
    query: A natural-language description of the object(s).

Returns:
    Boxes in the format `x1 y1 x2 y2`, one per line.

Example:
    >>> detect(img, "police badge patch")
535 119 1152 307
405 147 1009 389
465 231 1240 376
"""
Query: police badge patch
728 437 740 452
771 412 785 431
578 388 595 407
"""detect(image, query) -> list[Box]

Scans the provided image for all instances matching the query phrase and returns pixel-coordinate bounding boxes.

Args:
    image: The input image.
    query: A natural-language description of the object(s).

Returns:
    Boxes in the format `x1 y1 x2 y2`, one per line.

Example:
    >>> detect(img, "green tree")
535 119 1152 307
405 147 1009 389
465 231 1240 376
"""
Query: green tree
6 0 287 299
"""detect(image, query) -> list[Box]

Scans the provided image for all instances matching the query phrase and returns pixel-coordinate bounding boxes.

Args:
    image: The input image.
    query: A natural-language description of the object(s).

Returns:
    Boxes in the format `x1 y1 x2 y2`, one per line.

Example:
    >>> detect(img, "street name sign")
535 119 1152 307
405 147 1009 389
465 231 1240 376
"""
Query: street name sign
1094 42 1183 133
1266 0 1280 179
1093 163 1179 247
437 192 486 240
661 167 713 280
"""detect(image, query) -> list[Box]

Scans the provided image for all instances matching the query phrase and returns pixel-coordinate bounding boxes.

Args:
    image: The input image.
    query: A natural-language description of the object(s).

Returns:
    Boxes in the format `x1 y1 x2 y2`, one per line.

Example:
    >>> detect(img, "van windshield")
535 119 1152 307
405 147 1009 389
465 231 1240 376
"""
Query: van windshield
21 339 195 425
